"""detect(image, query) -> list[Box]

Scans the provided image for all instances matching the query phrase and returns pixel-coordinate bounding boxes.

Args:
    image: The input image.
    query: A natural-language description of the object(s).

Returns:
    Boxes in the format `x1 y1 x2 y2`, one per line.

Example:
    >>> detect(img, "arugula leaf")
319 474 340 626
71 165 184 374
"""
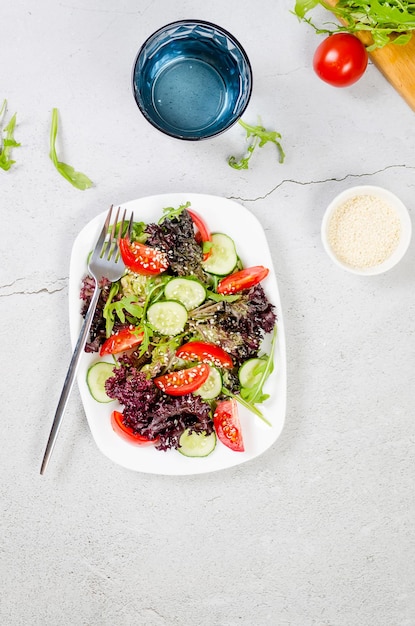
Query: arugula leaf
240 358 273 404
136 320 154 358
293 0 415 50
228 119 285 170
142 276 170 313
240 327 277 405
49 108 93 190
106 294 144 331
119 298 144 319
130 220 147 243
221 387 272 426
138 333 183 379
159 201 191 224
103 282 121 337
0 101 20 172
221 327 277 426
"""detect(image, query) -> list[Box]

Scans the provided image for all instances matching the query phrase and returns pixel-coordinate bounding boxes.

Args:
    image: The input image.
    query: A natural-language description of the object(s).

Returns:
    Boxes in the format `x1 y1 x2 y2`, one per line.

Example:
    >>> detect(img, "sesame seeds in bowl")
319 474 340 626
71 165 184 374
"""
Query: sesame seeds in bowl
321 185 412 275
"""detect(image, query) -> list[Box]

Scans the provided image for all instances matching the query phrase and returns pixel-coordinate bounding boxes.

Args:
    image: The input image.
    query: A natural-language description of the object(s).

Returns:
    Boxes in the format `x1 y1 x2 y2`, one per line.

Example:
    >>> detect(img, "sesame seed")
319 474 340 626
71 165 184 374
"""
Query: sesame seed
327 194 401 269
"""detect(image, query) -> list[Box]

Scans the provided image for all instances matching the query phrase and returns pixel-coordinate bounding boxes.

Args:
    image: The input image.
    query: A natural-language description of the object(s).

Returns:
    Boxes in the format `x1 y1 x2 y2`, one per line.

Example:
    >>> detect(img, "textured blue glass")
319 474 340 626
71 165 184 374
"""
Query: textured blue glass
132 20 252 140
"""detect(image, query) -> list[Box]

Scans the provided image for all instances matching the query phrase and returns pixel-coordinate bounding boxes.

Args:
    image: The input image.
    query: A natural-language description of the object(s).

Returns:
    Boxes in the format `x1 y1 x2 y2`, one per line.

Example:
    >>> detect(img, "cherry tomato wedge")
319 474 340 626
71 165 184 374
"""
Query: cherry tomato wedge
111 411 157 446
213 399 244 452
100 326 144 356
176 341 233 369
313 33 368 88
187 208 212 260
217 266 269 295
154 363 210 396
119 236 169 275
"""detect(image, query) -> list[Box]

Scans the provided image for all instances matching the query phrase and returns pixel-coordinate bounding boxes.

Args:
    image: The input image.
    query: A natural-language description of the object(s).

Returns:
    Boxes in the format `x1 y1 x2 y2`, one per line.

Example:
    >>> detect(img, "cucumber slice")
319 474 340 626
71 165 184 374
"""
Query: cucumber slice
178 428 217 457
239 358 265 389
194 366 222 400
202 233 237 276
86 362 115 403
147 300 188 335
164 277 206 310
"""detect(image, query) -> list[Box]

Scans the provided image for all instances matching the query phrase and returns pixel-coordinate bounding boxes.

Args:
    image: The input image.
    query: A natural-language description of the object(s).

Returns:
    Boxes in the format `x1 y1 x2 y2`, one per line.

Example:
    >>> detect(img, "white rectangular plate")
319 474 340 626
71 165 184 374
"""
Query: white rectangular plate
69 193 287 475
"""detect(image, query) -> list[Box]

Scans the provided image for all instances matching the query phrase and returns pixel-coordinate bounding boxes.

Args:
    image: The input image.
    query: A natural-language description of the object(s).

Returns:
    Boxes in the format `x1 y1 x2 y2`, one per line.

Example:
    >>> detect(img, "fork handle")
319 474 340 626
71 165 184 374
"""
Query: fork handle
40 285 101 475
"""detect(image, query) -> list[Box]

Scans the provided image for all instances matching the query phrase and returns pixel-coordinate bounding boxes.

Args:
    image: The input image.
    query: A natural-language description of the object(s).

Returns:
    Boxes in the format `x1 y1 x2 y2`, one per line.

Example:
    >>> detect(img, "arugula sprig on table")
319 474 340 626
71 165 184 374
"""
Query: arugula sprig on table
228 119 285 170
49 107 93 190
0 100 20 171
294 0 415 50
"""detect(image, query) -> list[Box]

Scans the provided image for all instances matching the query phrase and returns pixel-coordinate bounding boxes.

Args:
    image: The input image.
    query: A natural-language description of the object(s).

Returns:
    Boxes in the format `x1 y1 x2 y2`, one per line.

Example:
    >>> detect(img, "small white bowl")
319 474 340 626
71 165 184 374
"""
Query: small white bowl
321 185 412 275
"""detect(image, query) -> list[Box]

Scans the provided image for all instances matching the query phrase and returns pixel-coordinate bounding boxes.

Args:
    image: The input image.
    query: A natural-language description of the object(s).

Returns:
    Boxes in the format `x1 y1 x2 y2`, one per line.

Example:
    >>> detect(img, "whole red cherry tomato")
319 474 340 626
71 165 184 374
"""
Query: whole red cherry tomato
313 33 368 88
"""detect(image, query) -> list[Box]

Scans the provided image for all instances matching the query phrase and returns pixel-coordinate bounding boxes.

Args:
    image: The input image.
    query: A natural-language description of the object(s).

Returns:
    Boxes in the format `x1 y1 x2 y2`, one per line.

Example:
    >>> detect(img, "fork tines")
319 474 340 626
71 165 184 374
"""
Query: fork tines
99 205 132 261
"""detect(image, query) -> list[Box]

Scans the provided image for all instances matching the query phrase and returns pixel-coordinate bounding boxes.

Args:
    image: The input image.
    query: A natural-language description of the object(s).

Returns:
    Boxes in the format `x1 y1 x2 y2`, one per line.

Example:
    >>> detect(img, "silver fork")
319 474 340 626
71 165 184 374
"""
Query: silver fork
40 205 132 475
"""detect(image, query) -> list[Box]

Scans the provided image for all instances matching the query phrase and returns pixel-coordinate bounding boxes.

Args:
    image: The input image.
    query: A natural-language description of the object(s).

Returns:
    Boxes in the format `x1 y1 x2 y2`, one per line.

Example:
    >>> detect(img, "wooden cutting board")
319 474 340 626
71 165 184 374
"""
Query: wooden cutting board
324 0 415 111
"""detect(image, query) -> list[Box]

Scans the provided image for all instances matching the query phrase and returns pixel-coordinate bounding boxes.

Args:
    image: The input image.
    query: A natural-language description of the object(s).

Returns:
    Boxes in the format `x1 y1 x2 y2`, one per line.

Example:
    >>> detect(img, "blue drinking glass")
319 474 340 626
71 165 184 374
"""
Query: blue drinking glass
132 20 253 140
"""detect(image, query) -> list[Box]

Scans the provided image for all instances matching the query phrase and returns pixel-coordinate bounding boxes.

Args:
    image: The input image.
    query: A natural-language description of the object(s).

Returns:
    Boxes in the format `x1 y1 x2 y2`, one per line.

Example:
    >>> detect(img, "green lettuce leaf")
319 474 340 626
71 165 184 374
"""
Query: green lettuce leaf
293 0 415 50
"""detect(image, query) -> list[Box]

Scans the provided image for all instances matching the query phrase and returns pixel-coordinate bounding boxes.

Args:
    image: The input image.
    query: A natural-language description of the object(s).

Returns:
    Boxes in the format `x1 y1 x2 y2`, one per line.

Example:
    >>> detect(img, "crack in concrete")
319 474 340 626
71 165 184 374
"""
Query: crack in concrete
227 163 411 203
0 277 67 297
141 607 168 623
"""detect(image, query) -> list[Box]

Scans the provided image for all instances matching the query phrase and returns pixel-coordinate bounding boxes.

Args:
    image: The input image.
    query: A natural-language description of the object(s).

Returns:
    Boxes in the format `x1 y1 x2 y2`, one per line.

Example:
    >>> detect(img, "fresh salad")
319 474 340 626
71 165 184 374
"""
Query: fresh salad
80 202 277 458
